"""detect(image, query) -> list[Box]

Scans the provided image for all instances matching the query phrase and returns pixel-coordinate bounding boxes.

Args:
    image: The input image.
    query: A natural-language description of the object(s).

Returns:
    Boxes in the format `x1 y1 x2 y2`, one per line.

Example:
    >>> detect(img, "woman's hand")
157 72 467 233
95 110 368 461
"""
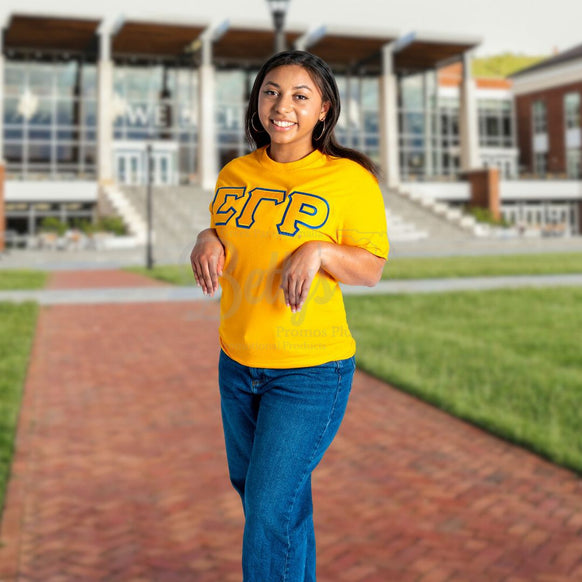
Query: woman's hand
281 240 386 311
190 228 225 296
280 241 323 313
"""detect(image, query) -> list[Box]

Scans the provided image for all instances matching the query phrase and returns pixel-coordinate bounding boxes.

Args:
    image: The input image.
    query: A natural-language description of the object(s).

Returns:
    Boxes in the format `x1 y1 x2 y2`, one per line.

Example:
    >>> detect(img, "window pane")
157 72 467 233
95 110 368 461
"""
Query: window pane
28 66 54 95
28 143 52 163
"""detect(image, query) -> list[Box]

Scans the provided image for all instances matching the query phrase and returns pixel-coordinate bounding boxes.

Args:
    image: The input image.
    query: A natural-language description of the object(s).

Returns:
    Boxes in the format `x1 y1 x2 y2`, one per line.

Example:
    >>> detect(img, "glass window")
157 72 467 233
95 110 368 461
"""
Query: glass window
28 143 51 163
4 58 97 179
26 98 53 126
56 99 80 125
28 66 54 96
4 64 25 95
58 129 78 140
361 78 378 109
83 99 97 126
478 98 513 148
4 143 23 163
566 149 581 179
56 62 79 97
534 152 547 176
401 74 423 109
4 97 21 124
564 92 580 129
532 100 547 134
503 117 512 138
27 128 51 140
82 65 98 97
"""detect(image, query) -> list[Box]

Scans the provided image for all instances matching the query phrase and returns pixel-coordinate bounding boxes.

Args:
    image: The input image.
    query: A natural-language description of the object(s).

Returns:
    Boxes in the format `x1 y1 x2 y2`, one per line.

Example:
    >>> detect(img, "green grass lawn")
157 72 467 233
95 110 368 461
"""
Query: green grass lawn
127 264 196 286
345 287 582 474
128 252 582 286
0 270 47 290
382 252 582 280
0 303 38 512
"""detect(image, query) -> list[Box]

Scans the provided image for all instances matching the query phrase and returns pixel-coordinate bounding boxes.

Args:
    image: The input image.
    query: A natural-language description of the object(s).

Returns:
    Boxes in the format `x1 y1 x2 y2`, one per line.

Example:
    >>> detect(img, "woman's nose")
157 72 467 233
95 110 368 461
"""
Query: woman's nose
275 94 293 112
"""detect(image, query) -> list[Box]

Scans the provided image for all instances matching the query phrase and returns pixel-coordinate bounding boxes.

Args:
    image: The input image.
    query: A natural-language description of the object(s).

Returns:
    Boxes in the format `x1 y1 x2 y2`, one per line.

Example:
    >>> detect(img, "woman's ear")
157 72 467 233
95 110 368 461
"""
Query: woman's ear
320 101 331 119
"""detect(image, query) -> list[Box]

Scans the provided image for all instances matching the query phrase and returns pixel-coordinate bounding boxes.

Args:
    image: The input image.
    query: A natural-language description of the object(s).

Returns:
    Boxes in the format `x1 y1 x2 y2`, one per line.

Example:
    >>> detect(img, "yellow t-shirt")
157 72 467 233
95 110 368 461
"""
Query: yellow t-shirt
209 145 389 368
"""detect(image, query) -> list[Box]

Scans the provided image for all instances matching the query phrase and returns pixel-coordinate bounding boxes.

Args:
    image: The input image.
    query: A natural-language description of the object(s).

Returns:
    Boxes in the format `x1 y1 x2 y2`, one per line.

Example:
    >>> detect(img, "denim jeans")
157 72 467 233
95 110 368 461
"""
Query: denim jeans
218 349 355 582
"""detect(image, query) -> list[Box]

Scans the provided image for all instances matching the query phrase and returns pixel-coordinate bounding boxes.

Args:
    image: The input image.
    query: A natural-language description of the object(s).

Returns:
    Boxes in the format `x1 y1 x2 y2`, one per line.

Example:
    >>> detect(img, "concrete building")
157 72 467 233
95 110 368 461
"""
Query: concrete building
0 11 580 248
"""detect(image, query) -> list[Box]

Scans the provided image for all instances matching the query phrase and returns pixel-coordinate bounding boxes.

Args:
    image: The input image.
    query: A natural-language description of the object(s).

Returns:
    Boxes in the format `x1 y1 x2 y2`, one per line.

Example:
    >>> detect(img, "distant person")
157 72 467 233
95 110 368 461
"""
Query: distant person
190 49 389 581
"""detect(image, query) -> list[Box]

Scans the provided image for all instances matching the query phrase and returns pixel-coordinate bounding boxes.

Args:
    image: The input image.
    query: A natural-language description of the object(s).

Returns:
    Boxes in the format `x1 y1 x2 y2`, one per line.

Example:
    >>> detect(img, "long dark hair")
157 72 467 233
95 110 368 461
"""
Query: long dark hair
245 50 380 180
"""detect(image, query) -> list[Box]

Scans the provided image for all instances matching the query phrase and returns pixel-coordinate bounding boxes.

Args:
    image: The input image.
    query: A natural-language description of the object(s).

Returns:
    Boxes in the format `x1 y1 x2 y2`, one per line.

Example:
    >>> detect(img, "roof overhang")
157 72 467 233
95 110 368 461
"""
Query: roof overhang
212 20 305 68
3 13 101 58
300 25 400 74
393 31 482 74
111 17 209 61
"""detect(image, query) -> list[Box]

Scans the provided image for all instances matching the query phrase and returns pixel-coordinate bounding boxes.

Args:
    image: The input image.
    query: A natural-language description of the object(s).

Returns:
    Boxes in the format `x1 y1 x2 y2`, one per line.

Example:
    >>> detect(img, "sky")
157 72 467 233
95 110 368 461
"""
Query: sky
2 0 581 57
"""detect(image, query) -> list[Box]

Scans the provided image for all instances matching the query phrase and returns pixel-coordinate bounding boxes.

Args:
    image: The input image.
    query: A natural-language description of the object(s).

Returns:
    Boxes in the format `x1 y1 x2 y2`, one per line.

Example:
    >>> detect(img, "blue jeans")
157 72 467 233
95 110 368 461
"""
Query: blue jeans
218 349 355 582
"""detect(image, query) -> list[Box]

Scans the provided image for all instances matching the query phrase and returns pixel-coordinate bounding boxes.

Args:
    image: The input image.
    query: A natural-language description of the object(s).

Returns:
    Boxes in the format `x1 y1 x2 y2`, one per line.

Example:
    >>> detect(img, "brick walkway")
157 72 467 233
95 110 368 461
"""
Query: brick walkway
47 269 170 290
1 296 581 581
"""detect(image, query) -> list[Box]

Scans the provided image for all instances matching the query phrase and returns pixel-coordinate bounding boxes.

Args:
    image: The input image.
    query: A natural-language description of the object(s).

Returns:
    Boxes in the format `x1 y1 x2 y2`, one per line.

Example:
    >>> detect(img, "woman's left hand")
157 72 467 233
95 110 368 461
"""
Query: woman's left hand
280 241 323 313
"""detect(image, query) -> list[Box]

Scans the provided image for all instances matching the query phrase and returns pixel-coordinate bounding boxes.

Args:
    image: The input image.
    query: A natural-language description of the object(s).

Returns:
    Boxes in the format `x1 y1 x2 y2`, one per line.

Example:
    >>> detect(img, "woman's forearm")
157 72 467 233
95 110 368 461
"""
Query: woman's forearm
318 242 386 287
190 228 225 295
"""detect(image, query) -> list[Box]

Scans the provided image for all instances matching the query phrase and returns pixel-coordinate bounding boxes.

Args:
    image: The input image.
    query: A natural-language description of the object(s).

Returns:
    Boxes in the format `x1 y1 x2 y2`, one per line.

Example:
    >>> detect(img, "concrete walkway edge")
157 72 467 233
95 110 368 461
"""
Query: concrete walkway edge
1 273 582 304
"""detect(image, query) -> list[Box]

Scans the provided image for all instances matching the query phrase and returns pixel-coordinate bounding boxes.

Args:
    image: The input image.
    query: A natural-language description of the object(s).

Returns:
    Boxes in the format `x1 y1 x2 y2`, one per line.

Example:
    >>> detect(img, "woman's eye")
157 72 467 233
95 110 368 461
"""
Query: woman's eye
264 90 277 96
295 95 308 100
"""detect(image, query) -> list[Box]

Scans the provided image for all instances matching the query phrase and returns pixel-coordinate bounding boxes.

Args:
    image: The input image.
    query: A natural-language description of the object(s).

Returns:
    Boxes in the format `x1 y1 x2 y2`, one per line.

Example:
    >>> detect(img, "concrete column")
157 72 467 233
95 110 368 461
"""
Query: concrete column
0 29 4 165
358 72 365 150
379 43 400 188
0 29 5 251
0 165 5 253
346 72 353 147
435 68 443 176
423 71 433 178
459 51 480 171
198 36 218 192
97 31 114 184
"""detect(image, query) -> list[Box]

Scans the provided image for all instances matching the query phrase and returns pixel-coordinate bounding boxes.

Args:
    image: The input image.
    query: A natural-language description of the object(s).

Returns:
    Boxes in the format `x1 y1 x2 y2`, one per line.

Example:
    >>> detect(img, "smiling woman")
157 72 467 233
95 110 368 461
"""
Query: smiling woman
256 65 330 163
190 49 389 582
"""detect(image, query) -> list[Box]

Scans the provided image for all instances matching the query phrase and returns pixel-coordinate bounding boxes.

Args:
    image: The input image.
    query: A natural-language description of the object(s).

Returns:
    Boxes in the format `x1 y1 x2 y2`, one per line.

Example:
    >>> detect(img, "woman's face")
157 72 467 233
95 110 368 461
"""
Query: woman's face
257 64 330 161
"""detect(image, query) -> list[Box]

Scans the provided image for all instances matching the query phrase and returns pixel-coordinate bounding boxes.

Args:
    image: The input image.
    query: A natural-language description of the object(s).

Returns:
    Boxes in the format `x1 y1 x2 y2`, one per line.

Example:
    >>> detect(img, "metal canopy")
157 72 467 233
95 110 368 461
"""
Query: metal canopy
393 32 482 73
212 22 304 68
3 13 100 55
303 26 399 73
112 19 208 59
2 14 482 75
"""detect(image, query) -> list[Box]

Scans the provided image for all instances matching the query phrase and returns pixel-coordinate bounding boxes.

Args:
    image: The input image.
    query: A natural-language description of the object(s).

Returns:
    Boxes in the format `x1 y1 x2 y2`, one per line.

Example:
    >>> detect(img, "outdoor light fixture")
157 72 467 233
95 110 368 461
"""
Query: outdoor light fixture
266 0 291 53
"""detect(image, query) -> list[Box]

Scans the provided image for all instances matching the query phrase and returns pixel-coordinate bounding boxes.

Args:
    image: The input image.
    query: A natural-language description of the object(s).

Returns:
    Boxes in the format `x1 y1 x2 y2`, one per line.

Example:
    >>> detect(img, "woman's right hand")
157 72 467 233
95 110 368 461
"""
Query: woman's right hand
190 228 225 296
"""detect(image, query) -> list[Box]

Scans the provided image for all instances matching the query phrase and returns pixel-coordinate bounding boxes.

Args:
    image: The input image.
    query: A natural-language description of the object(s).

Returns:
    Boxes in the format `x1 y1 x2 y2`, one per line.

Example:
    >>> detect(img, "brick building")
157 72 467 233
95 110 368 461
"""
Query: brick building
511 43 582 179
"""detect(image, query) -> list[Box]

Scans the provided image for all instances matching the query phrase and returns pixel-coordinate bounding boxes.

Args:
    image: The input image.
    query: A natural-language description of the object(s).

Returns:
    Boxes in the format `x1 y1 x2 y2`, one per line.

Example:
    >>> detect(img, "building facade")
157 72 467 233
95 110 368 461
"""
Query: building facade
511 44 582 180
0 12 580 242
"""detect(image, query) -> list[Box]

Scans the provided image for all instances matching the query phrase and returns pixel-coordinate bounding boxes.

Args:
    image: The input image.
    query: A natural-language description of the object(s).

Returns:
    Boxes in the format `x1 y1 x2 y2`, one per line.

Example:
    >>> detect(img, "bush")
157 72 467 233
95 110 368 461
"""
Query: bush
39 217 67 235
465 206 510 227
96 216 127 236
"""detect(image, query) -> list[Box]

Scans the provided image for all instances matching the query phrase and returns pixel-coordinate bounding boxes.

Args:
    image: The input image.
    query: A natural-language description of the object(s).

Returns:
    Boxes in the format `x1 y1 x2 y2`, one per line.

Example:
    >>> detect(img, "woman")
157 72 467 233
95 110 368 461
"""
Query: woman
190 50 389 581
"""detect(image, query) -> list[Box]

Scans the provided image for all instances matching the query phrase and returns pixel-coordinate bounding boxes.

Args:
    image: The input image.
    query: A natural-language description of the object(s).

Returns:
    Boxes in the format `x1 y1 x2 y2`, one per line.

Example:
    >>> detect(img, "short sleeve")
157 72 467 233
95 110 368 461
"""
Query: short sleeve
336 169 389 260
208 168 228 229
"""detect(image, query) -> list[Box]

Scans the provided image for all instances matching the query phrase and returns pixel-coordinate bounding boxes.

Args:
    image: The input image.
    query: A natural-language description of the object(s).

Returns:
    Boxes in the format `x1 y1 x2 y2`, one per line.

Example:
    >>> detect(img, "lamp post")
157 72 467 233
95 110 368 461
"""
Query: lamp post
266 0 291 54
145 143 154 270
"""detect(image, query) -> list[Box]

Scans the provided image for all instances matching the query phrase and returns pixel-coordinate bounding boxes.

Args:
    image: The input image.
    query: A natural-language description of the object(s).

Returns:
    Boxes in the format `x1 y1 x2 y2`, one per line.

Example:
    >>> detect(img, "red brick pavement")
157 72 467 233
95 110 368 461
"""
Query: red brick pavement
1 299 581 581
47 269 170 290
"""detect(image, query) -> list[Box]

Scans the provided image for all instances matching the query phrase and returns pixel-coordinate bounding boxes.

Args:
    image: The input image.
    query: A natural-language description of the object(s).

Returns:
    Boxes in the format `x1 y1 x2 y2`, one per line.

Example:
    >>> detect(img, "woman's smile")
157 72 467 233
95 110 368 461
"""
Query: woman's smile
271 118 298 131
258 64 329 162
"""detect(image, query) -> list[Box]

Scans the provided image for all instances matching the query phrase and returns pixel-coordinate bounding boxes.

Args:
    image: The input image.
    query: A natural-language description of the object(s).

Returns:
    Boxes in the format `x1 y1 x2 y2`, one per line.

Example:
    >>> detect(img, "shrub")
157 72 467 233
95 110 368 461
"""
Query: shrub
96 216 128 236
465 206 510 227
39 217 67 235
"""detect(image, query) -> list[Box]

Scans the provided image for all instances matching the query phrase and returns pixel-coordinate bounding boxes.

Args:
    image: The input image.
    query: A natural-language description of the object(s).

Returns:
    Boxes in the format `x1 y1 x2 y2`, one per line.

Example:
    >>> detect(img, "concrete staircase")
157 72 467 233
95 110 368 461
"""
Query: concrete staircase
381 187 473 242
106 183 485 264
102 184 147 243
390 186 494 238
114 185 214 264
